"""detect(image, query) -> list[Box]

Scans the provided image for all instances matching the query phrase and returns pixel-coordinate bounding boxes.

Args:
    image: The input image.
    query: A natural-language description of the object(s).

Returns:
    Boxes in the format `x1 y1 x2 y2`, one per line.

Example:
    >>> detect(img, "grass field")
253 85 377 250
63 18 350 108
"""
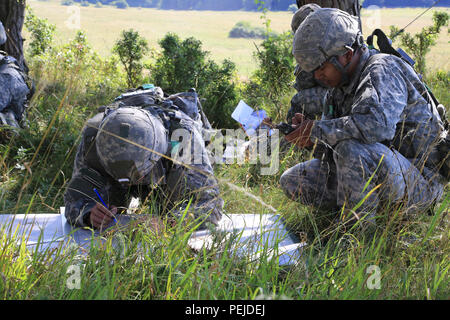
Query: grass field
27 0 450 78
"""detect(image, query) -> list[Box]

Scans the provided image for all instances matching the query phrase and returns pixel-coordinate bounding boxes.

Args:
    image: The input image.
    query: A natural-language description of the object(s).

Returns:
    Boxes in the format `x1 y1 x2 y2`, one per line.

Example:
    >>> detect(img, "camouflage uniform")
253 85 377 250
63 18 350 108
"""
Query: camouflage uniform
0 21 30 129
288 0 361 123
281 9 445 216
0 54 30 128
64 92 223 228
287 85 330 122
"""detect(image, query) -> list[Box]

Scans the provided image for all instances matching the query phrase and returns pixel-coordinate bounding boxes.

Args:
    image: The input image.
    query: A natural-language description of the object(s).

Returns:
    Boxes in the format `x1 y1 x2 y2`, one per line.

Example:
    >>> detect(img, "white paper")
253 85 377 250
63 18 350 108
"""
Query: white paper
0 209 305 265
231 100 273 136
188 213 305 265
0 213 65 251
231 100 254 123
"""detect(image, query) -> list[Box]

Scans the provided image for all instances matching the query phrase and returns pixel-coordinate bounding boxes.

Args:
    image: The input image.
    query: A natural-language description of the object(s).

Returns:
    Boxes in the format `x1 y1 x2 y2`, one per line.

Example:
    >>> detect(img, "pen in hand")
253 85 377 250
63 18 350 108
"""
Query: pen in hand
93 188 117 223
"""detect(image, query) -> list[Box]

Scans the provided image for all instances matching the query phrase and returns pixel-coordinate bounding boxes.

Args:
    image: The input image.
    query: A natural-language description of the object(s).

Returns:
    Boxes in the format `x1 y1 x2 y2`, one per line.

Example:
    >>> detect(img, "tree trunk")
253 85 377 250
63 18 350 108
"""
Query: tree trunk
0 0 27 73
296 0 362 31
296 0 361 17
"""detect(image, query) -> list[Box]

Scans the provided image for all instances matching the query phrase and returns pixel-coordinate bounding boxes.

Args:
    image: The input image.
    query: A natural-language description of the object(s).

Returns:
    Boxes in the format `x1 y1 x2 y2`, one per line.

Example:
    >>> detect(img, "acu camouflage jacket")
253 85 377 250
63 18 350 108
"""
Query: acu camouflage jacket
310 46 445 178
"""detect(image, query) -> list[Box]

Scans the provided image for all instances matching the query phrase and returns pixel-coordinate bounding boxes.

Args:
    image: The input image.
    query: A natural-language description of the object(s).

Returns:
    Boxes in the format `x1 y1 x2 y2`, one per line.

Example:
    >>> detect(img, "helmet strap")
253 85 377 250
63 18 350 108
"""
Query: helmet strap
329 55 352 87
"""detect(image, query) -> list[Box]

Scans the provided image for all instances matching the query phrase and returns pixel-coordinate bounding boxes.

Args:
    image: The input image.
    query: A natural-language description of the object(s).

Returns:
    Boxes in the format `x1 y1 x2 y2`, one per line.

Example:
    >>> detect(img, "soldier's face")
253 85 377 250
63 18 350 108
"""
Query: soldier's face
314 62 342 87
313 51 353 88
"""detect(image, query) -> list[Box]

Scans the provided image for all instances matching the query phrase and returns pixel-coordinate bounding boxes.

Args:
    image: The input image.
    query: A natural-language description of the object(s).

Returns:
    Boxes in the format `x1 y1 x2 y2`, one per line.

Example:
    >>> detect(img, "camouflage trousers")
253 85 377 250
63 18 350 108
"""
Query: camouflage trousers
280 139 444 216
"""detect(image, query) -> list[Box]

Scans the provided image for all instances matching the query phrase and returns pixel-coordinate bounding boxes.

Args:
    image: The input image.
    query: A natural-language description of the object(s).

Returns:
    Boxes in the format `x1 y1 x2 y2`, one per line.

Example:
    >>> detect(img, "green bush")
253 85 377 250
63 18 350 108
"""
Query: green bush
113 29 149 88
228 21 276 39
243 31 296 122
389 11 449 75
150 33 239 129
2 30 124 213
425 69 450 112
24 8 56 57
29 30 124 105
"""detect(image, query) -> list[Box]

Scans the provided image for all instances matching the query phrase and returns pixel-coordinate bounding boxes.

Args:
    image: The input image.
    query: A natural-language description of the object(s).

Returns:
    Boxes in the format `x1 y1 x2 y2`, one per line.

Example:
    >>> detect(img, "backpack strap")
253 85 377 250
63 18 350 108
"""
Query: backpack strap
366 29 419 70
367 29 402 59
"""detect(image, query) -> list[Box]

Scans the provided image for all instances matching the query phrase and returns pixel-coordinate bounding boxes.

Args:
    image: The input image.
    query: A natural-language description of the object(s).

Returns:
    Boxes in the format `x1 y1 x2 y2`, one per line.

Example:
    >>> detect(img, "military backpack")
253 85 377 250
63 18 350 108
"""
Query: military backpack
367 29 449 181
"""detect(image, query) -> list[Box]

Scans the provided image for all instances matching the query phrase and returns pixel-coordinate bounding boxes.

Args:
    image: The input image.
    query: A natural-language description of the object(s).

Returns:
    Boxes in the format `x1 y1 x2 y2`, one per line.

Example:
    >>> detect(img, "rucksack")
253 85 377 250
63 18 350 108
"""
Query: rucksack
0 53 34 129
0 53 34 101
367 29 449 181
99 85 212 132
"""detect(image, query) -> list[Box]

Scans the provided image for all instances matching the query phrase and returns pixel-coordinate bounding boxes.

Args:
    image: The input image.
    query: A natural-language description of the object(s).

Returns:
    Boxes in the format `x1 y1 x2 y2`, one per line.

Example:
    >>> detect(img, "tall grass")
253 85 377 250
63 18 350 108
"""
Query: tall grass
0 191 447 299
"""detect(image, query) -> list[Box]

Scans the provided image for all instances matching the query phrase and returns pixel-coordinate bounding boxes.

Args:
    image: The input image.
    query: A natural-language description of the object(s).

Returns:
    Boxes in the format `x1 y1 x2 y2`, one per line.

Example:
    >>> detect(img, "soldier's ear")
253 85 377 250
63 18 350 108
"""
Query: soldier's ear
338 49 354 67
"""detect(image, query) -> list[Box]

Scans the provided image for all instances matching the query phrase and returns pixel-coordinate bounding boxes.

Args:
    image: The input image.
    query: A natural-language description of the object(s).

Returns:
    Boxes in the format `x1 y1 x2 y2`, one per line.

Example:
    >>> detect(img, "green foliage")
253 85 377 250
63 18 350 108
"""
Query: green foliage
243 31 295 122
31 30 123 95
61 0 74 5
0 32 123 214
150 33 206 93
425 69 450 112
150 33 239 128
389 11 449 74
256 0 272 35
229 21 277 39
113 29 149 88
24 7 56 57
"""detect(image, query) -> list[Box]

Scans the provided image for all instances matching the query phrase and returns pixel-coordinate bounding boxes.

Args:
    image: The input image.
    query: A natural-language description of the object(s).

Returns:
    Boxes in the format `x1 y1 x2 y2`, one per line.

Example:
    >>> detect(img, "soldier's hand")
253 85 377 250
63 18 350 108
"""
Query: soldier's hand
291 113 305 126
262 117 273 127
285 113 315 148
89 203 117 230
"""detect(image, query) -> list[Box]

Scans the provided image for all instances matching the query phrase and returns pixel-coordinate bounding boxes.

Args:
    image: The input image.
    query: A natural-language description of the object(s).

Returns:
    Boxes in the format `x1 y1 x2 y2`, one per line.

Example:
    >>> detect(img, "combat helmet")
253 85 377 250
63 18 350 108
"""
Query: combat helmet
292 8 362 73
291 3 321 33
0 21 6 46
96 107 169 185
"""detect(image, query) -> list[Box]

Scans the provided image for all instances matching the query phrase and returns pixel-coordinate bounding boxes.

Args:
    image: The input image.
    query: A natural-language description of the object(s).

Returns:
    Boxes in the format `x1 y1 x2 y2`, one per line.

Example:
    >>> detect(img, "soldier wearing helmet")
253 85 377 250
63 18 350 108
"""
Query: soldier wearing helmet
0 20 31 132
64 88 223 230
281 8 445 226
291 3 321 34
287 1 361 123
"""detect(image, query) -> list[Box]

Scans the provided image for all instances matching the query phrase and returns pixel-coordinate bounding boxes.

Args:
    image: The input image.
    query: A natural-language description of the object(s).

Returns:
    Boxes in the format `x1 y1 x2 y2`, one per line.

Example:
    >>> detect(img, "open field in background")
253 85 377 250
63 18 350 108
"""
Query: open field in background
27 0 450 78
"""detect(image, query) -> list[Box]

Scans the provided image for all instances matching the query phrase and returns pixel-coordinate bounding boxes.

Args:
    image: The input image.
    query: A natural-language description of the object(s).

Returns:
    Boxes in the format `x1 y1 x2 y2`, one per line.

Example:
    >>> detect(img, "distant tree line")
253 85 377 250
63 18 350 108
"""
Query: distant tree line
70 0 298 11
70 0 450 10
363 0 449 8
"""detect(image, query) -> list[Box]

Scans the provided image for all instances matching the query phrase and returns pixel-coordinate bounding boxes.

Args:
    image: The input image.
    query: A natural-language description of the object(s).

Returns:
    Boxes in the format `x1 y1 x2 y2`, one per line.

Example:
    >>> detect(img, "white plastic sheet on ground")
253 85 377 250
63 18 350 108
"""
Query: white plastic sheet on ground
0 208 305 266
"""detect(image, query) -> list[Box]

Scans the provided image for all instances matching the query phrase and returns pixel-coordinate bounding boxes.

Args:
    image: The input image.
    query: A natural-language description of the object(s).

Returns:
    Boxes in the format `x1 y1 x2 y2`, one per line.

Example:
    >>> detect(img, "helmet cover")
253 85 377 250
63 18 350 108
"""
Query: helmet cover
291 3 321 33
96 107 169 185
293 8 360 72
